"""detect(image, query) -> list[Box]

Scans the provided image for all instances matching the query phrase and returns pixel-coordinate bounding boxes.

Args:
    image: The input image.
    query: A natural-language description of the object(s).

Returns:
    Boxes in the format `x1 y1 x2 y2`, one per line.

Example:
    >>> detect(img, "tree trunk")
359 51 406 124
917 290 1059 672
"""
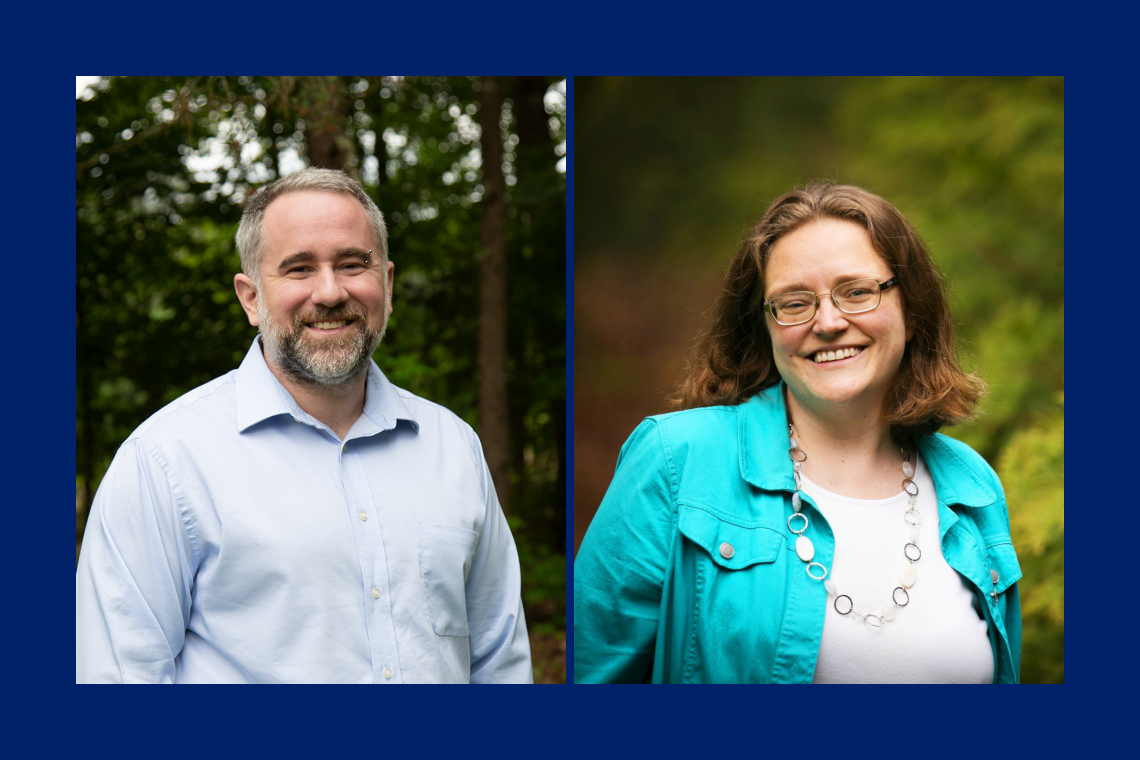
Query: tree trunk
478 76 511 514
301 77 352 171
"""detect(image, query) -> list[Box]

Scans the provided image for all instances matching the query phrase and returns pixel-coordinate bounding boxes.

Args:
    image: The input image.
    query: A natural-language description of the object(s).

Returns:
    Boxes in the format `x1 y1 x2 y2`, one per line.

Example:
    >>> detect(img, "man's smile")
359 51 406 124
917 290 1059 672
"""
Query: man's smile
305 319 355 333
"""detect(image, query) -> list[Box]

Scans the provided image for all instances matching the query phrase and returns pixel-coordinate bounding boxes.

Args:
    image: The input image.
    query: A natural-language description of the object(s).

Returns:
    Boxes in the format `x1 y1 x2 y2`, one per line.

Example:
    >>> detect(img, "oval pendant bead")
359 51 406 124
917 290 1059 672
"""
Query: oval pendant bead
796 535 815 562
900 564 917 588
882 604 897 621
824 579 837 596
792 492 802 512
902 460 914 478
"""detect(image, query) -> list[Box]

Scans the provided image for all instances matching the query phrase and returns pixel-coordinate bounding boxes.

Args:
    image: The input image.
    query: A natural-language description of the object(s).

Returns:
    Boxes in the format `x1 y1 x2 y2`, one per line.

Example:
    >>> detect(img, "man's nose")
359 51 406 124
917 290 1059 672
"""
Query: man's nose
310 266 350 307
812 296 850 336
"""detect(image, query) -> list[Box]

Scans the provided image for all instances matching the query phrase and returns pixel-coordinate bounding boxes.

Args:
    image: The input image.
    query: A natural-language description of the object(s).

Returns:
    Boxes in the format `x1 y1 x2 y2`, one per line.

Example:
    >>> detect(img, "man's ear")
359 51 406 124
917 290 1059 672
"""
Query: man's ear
234 274 260 326
386 261 395 315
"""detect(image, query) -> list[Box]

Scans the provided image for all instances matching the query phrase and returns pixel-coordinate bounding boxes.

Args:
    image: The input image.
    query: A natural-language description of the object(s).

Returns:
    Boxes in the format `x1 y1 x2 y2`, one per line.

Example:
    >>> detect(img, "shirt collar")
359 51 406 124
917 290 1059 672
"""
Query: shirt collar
737 381 994 508
235 337 419 435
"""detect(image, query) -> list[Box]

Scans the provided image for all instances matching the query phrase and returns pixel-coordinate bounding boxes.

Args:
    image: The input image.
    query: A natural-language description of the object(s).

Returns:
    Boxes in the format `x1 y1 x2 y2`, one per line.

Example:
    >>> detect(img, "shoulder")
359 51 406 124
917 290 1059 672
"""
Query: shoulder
614 404 749 486
926 432 1002 488
638 404 743 450
389 384 481 451
127 370 240 446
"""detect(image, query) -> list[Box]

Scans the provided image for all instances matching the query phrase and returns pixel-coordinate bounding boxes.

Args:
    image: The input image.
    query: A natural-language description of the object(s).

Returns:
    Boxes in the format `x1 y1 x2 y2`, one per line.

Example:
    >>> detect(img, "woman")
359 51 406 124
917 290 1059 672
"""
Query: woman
574 182 1021 684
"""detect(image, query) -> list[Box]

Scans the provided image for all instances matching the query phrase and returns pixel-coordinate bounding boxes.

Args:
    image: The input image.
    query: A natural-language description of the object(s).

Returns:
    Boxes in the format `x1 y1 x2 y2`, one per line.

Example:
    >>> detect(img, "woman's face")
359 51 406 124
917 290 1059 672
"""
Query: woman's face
764 218 912 420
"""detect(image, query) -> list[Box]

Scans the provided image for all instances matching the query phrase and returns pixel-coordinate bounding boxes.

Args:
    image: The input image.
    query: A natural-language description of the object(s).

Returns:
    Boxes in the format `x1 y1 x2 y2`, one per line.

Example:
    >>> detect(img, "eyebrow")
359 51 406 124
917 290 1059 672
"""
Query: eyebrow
276 248 371 273
767 274 882 297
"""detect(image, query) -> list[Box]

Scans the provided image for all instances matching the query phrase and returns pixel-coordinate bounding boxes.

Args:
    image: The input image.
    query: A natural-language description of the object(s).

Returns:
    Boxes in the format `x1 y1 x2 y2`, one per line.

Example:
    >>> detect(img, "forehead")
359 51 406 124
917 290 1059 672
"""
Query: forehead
765 218 890 293
261 190 373 257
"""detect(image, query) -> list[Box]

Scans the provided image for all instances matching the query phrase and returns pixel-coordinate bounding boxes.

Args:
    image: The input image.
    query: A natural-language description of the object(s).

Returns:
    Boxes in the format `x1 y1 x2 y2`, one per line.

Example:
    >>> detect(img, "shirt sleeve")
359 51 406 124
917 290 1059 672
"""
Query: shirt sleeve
573 418 676 683
76 438 198 683
465 431 533 684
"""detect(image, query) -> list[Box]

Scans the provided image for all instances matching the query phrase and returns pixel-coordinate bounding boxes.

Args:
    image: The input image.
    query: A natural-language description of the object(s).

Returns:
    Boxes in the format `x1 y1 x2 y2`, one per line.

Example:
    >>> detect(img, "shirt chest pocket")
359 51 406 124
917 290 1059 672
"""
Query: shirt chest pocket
678 504 785 570
418 522 480 637
677 504 788 648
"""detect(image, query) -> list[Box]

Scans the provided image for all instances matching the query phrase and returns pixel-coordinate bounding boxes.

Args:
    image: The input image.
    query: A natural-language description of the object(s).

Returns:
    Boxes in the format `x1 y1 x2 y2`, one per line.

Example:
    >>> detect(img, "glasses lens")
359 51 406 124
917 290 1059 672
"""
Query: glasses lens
834 279 881 313
771 293 815 325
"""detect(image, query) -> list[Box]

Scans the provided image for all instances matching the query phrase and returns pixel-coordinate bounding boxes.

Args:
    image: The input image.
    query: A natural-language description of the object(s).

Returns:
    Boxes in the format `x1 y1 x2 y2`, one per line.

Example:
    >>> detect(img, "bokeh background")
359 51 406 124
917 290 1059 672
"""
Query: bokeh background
574 77 1063 683
76 76 566 682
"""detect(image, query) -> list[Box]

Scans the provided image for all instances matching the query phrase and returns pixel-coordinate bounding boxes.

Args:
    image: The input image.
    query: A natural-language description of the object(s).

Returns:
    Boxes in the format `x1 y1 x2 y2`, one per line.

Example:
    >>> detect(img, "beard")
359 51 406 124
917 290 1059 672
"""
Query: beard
258 299 388 393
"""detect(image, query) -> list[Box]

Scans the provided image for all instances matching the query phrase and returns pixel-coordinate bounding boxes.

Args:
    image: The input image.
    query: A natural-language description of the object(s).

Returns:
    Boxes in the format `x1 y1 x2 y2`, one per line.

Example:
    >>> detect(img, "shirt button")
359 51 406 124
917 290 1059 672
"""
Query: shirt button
359 511 368 521
371 587 380 599
991 570 1000 584
342 443 348 453
383 667 393 679
719 542 735 559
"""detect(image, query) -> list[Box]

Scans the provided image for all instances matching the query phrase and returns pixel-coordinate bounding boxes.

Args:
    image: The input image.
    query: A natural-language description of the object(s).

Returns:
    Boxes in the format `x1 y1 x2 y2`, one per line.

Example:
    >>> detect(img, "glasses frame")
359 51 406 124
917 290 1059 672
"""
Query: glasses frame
763 276 900 326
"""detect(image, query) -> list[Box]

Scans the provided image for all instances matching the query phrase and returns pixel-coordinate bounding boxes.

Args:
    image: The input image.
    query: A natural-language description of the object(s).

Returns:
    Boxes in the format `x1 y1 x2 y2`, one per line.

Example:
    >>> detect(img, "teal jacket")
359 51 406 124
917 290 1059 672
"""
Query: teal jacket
574 384 1022 683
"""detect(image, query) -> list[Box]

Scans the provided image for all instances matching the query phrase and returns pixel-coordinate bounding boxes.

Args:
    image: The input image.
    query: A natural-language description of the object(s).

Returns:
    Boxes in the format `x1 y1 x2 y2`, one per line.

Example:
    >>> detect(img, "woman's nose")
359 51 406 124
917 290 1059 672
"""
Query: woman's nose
812 296 850 335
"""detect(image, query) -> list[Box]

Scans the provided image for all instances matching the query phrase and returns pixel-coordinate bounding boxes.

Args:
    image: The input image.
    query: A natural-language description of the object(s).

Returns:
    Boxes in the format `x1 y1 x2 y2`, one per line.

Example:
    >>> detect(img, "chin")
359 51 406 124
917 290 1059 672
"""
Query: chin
797 376 877 408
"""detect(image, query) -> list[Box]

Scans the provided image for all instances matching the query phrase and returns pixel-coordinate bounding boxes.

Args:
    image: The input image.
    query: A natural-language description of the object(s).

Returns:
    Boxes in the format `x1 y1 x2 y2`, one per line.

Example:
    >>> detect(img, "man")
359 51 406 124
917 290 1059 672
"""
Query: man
76 168 532 683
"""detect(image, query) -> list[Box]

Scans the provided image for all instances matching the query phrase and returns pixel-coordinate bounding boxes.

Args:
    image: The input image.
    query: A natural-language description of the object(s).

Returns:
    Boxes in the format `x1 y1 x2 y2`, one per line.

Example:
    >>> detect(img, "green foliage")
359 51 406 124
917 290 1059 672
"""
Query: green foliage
77 77 567 667
510 515 566 631
998 395 1064 684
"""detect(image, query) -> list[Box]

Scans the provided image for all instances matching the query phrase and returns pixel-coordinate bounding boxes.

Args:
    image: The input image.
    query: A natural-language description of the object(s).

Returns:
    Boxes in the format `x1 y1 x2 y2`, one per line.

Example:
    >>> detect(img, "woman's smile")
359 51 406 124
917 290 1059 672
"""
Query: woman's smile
806 345 865 365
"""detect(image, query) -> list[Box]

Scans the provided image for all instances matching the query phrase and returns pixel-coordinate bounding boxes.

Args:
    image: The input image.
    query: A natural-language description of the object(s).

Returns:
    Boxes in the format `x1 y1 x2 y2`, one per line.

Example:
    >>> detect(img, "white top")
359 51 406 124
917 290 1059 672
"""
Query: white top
806 455 994 684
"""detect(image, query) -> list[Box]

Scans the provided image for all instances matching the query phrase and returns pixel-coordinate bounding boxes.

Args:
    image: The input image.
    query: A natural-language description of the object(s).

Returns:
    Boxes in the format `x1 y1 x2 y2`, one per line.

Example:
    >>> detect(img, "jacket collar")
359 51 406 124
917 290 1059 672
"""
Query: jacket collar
235 337 418 435
738 383 796 492
738 382 995 508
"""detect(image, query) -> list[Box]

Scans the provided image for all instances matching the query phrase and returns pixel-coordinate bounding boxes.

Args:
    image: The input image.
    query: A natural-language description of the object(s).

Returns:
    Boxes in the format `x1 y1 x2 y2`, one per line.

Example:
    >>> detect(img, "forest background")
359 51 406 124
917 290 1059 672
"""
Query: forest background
76 76 566 683
574 76 1063 684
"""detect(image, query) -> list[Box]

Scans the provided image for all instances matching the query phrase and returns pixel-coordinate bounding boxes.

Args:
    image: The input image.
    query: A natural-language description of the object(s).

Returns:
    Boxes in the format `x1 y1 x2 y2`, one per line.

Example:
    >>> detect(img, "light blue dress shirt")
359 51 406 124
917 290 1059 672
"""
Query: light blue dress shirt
76 338 532 683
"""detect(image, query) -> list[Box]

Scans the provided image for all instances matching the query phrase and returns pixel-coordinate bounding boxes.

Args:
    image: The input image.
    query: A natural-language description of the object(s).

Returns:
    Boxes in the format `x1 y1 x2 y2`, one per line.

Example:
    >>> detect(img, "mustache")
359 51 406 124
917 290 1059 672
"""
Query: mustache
290 307 368 329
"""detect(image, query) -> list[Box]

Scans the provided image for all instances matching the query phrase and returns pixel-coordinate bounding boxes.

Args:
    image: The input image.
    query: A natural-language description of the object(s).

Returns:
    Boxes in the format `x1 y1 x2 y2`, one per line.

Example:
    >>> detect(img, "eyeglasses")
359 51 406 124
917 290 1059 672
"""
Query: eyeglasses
763 276 900 326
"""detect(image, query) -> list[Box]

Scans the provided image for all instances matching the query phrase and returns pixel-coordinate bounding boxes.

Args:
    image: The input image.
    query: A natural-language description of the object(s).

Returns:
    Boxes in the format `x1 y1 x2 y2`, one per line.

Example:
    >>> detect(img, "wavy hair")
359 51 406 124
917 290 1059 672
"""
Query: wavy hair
673 181 984 437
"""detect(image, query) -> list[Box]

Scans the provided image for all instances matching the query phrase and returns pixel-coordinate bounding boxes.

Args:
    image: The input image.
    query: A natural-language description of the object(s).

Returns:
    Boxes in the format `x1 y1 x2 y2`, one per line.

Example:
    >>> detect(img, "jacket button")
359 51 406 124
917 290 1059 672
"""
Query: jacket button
991 569 1000 584
719 542 735 559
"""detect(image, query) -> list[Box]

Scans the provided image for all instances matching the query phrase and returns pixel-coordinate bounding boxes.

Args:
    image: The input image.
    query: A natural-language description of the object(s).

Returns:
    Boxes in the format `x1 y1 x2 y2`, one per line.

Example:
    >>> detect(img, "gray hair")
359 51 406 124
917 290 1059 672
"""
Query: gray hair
235 167 389 286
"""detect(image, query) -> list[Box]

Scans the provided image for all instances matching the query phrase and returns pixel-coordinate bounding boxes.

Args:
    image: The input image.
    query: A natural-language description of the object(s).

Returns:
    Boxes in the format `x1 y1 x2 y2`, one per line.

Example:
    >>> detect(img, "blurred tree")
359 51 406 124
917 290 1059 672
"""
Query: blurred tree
479 76 510 513
76 75 567 681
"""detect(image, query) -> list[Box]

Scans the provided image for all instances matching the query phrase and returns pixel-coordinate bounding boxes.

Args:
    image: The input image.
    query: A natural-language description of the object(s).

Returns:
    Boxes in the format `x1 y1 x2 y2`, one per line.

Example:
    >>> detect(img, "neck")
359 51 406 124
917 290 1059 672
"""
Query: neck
786 388 902 498
262 345 367 441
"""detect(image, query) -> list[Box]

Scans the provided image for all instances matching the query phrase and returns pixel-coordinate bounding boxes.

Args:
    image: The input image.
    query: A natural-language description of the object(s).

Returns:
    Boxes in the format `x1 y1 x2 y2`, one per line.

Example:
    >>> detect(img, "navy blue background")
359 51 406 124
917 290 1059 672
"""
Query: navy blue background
30 4 1096 753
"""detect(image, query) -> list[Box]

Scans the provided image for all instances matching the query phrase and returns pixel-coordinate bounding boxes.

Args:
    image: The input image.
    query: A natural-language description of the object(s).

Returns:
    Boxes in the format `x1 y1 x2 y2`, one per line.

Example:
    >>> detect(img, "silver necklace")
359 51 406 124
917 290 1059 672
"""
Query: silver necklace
786 423 922 628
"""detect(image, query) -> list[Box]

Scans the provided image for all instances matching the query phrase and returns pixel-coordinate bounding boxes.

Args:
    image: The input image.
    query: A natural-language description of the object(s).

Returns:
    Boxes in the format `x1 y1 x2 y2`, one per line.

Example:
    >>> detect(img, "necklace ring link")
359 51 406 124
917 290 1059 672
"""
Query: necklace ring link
787 512 809 534
806 562 827 580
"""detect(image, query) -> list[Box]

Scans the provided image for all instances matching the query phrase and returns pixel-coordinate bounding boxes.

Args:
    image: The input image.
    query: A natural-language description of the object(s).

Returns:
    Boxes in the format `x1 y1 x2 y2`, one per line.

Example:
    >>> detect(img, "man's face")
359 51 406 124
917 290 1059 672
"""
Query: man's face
236 190 395 391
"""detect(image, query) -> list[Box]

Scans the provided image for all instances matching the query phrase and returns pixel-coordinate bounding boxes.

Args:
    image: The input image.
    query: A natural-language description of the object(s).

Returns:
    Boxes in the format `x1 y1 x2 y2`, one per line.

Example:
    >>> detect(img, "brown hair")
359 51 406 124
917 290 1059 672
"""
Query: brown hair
673 181 984 437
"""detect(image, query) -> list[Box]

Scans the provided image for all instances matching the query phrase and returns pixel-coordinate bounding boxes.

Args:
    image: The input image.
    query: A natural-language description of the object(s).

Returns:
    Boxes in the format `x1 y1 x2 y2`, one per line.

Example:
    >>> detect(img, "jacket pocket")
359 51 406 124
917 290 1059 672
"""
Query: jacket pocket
418 522 479 637
678 504 784 570
985 541 1022 594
